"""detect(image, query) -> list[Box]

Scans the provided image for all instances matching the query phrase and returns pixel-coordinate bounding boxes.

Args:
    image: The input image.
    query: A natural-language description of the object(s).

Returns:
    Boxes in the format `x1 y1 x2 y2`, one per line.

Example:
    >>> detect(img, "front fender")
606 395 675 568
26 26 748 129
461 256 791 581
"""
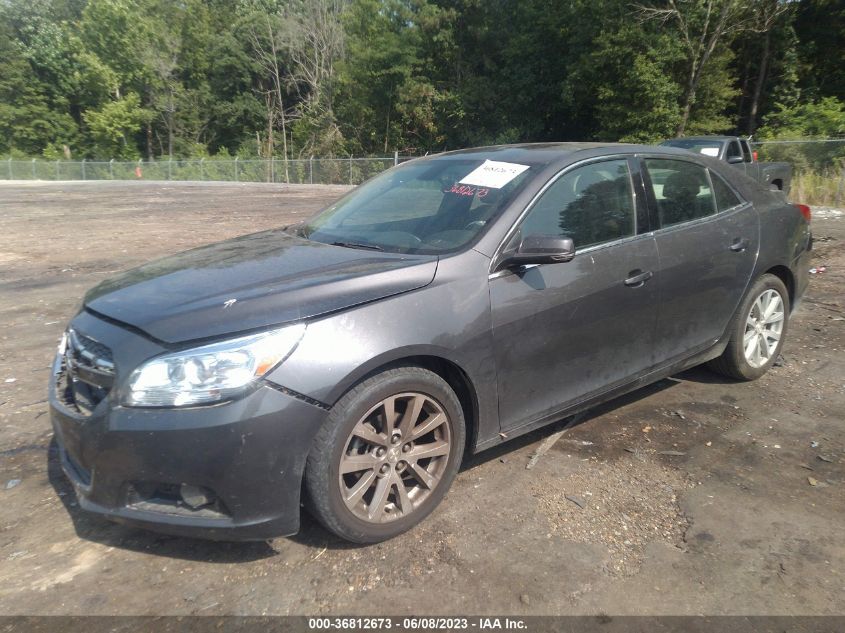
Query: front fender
265 249 501 450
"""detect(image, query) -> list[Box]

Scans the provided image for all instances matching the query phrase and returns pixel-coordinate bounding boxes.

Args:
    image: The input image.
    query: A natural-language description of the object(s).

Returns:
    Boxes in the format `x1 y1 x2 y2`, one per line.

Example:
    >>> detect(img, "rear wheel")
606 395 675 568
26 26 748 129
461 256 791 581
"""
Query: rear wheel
708 273 789 380
304 366 465 543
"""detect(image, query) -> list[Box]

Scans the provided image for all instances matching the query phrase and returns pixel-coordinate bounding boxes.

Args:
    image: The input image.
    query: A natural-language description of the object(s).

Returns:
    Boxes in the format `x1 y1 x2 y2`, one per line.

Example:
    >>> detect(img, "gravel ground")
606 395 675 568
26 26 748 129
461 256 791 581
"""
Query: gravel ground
0 181 842 616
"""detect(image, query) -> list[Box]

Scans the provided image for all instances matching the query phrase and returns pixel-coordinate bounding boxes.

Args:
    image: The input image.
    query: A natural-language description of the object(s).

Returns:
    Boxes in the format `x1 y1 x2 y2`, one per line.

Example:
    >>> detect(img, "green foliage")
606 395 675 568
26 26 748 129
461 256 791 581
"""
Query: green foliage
757 97 845 173
759 97 845 139
685 49 741 136
0 0 842 160
82 93 152 158
582 25 685 142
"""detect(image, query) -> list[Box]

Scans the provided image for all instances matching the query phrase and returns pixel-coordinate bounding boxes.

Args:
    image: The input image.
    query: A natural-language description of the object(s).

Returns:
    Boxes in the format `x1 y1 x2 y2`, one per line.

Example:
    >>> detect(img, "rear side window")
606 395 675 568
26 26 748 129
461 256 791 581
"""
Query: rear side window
726 141 742 161
710 170 743 211
740 140 752 162
520 159 635 248
644 159 716 227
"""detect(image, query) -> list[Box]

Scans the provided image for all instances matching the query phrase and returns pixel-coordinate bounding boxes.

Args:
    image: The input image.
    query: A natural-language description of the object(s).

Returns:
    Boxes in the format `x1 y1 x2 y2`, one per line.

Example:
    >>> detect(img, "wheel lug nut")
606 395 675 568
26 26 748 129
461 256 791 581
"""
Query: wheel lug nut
376 448 386 457
379 464 390 474
396 461 406 471
402 443 412 453
391 433 401 445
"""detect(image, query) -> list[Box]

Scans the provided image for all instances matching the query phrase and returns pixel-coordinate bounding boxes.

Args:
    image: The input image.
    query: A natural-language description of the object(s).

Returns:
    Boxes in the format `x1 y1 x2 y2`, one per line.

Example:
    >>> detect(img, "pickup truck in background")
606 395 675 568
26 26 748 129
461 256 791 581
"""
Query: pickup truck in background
660 135 792 195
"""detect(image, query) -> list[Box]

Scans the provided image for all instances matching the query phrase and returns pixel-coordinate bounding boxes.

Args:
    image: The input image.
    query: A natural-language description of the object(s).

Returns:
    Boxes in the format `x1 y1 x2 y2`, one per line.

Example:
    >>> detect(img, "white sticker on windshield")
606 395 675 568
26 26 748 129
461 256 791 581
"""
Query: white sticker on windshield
459 160 530 189
700 147 720 156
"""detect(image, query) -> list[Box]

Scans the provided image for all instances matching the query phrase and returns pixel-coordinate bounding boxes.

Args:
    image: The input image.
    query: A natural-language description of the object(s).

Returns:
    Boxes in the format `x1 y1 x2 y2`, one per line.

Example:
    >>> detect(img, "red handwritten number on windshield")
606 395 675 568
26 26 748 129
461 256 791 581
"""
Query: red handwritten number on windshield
444 183 490 198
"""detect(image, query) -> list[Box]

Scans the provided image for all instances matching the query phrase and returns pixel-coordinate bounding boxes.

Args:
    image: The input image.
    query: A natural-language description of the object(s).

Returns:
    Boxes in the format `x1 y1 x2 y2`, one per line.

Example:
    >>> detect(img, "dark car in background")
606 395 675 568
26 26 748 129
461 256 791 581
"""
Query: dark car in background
50 143 812 543
660 135 792 194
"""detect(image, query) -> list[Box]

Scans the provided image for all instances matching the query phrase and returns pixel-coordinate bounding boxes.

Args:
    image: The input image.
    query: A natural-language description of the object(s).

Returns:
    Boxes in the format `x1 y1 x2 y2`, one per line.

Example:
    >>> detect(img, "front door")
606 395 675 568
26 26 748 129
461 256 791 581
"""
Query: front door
490 158 660 432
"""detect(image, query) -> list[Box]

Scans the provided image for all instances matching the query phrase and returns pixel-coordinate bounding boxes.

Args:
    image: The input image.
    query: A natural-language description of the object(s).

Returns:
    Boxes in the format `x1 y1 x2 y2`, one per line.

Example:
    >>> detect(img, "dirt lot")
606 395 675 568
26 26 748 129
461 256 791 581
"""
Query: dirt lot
0 181 842 615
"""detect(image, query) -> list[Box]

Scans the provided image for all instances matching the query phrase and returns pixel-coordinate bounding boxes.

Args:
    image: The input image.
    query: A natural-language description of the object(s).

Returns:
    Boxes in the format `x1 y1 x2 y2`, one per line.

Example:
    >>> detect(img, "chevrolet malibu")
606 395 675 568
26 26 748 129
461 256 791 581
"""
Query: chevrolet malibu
50 143 812 543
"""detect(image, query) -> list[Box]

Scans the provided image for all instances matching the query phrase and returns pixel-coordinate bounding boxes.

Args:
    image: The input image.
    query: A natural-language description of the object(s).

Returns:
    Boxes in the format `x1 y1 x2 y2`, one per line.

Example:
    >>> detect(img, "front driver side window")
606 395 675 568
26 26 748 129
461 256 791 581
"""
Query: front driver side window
519 159 635 248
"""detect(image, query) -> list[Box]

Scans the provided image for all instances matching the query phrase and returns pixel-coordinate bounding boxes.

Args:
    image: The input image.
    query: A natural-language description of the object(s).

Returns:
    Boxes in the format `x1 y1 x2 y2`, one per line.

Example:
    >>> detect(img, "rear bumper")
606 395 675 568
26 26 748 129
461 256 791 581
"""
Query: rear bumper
50 378 328 541
792 229 812 310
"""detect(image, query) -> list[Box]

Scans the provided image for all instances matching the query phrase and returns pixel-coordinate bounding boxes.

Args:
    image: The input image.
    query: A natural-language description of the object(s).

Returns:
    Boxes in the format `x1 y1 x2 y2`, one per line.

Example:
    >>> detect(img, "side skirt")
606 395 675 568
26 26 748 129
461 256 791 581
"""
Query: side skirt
474 339 727 453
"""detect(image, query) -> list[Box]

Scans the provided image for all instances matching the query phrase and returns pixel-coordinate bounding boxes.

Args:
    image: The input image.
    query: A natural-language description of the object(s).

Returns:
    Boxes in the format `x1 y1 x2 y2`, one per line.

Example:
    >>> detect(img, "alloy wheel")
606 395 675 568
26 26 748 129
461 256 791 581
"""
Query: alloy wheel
743 288 785 368
338 392 451 523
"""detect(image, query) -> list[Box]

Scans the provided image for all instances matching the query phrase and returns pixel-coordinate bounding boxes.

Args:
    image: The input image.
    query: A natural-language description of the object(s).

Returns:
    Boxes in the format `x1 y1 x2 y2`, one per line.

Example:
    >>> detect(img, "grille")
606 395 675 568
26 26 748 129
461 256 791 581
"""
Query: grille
56 329 115 415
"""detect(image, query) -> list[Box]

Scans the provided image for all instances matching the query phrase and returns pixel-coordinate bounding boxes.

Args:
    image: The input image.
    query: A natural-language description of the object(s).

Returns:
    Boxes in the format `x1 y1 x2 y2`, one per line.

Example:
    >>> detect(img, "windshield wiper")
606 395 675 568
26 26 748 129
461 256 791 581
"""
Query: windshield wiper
330 240 384 251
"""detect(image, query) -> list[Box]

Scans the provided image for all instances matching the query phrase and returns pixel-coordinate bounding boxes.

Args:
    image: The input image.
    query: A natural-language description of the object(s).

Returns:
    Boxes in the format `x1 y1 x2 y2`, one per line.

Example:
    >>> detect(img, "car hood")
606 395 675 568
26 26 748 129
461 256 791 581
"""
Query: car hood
84 229 438 344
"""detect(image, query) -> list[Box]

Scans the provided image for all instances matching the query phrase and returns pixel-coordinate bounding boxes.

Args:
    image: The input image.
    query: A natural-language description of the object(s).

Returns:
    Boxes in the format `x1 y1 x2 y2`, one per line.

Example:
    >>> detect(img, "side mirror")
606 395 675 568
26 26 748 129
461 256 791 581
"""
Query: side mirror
501 234 575 269
727 155 744 164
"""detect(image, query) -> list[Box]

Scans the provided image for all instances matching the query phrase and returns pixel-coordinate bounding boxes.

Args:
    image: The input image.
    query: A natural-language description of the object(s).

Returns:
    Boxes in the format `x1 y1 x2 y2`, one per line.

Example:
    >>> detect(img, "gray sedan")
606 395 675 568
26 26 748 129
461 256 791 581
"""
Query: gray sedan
49 143 812 543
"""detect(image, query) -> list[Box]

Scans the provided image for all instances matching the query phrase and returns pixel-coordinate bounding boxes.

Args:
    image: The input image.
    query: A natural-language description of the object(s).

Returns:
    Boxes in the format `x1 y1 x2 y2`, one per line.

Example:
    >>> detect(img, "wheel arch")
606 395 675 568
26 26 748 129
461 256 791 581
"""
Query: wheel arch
327 351 481 455
764 264 795 309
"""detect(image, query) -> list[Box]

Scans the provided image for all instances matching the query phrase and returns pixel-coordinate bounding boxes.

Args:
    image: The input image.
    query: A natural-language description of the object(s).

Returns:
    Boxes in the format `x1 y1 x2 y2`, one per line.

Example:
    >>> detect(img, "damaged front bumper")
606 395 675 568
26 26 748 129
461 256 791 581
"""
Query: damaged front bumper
49 311 329 541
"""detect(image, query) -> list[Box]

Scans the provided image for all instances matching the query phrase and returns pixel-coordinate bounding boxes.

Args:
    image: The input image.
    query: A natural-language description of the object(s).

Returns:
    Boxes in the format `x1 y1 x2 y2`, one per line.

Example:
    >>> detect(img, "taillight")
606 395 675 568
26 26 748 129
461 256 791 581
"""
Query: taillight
796 204 811 222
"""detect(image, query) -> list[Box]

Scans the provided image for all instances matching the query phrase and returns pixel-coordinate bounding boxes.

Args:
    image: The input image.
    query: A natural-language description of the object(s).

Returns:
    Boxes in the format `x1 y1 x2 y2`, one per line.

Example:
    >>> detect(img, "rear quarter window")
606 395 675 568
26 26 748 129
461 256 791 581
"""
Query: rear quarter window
710 170 743 211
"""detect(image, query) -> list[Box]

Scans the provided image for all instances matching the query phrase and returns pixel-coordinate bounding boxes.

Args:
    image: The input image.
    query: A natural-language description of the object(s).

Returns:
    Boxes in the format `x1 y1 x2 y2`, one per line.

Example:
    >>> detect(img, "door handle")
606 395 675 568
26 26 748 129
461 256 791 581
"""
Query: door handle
624 270 653 287
730 237 750 252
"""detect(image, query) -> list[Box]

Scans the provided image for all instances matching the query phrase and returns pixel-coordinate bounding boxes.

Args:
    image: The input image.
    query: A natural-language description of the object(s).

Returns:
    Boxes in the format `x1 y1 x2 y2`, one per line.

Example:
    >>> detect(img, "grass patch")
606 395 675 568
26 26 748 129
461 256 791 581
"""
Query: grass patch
791 169 845 207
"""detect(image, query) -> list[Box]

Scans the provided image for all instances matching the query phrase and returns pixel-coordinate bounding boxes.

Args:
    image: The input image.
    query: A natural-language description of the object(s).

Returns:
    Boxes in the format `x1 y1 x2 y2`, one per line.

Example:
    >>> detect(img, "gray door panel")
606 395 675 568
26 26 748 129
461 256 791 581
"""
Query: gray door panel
653 206 759 360
490 235 659 431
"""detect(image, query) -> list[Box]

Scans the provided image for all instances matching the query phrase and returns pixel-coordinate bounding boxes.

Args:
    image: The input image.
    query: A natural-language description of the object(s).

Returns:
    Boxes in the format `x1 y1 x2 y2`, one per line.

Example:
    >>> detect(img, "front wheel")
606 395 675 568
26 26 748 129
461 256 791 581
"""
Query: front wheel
708 273 790 380
304 367 465 543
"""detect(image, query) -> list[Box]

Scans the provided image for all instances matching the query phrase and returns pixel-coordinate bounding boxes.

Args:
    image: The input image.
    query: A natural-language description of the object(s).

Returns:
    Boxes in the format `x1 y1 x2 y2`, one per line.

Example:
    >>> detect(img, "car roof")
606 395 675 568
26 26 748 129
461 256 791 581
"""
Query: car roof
416 142 698 168
435 142 625 165
663 136 739 143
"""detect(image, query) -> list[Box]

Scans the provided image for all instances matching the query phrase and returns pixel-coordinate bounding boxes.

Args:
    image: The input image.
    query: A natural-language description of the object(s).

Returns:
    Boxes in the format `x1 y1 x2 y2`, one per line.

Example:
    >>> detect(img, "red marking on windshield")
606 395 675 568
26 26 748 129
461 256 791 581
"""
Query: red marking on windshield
444 183 490 198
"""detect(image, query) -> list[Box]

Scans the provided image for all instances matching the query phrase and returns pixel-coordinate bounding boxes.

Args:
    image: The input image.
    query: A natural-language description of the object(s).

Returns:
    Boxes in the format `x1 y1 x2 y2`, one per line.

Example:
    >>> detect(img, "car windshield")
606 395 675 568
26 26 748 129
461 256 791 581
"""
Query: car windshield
660 139 723 158
293 158 536 254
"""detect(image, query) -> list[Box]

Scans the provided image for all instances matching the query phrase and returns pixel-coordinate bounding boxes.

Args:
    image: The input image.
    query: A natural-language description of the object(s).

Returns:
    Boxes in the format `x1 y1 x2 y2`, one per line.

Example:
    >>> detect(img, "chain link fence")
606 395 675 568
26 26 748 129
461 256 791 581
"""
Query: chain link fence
751 139 845 206
5 142 844 206
1 156 415 186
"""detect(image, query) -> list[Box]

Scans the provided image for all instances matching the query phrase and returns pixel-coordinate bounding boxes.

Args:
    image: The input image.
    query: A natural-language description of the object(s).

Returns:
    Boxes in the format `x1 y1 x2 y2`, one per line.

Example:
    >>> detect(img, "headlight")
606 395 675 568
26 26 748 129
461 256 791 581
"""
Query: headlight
123 323 305 407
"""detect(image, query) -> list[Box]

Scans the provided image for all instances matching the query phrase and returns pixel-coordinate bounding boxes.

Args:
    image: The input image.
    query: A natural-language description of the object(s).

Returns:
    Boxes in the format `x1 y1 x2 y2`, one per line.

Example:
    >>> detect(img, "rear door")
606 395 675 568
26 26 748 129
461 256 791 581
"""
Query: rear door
641 157 759 363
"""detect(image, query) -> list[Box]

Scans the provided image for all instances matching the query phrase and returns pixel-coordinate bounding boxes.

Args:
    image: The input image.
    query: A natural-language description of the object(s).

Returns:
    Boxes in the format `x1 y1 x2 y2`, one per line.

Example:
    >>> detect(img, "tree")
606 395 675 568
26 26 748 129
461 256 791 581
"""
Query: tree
247 11 296 177
0 18 79 155
82 92 151 158
285 0 347 155
637 0 763 136
794 0 845 101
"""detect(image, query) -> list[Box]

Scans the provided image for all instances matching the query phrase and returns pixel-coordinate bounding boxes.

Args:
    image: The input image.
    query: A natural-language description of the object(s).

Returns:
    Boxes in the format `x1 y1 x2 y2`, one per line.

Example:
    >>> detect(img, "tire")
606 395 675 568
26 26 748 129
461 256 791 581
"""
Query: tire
304 366 466 543
708 273 790 381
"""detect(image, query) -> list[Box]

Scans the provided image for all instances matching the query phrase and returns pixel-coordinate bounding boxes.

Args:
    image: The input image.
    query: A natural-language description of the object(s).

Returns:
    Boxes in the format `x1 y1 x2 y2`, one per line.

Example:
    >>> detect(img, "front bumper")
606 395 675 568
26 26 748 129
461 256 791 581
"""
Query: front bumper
49 314 329 541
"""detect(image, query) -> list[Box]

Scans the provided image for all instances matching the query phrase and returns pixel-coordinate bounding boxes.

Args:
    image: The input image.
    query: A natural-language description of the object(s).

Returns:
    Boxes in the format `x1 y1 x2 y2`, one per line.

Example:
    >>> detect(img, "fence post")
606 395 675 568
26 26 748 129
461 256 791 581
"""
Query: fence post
109 159 114 180
168 158 172 181
7 157 11 180
55 160 60 180
81 158 86 181
394 150 399 166
32 159 36 179
309 156 314 184
199 157 204 180
234 157 239 182
271 157 275 183
349 155 353 184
